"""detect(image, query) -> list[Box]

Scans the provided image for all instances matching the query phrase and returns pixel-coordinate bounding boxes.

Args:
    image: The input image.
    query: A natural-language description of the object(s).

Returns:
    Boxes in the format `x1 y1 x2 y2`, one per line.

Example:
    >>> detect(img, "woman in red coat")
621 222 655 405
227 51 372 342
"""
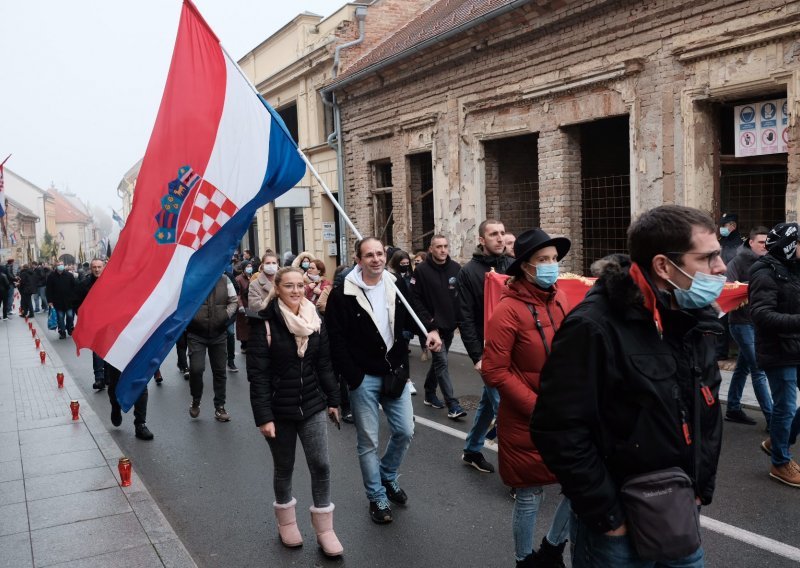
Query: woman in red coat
483 228 572 568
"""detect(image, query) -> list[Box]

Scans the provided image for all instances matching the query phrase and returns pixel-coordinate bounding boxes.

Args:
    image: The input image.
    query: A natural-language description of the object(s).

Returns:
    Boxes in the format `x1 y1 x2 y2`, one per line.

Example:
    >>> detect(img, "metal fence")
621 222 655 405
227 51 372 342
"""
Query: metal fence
720 166 787 233
581 174 631 275
498 180 541 236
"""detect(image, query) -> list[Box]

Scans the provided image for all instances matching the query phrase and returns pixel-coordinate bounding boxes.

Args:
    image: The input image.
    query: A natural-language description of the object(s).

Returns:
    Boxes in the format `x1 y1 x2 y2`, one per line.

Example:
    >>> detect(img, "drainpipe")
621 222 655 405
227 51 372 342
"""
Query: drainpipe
323 5 367 263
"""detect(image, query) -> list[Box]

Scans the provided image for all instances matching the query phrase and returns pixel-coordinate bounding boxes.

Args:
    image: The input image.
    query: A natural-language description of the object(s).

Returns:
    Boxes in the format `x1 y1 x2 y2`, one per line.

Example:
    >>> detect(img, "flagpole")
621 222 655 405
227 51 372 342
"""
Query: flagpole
219 44 431 338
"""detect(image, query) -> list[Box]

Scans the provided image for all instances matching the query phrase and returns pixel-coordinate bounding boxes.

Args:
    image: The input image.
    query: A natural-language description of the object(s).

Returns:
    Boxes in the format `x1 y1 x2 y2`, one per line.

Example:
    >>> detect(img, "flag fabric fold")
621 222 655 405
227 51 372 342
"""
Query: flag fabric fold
73 0 306 410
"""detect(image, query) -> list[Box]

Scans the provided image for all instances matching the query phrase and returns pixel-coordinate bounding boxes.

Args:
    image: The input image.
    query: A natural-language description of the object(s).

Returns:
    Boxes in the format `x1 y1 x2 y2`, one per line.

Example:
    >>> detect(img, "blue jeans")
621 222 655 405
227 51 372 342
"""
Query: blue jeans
56 309 74 335
728 324 773 423
35 286 46 311
424 328 458 407
464 385 500 453
513 488 571 560
349 374 414 503
571 513 704 567
764 365 800 466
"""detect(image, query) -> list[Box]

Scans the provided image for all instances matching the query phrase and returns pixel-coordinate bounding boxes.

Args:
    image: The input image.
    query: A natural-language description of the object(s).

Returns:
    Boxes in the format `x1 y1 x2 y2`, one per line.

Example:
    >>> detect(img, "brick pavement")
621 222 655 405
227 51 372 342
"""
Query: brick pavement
0 310 197 568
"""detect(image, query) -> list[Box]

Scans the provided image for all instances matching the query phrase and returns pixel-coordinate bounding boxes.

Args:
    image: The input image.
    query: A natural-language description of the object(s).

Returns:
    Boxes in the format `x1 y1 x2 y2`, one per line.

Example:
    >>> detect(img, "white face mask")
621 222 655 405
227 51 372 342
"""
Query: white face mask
308 273 320 282
263 264 278 275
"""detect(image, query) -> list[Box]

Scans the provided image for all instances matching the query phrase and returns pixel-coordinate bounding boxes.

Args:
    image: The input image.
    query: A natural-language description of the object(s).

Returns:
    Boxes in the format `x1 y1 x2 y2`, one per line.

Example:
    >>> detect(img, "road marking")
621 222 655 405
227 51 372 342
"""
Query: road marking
699 515 800 562
414 414 800 560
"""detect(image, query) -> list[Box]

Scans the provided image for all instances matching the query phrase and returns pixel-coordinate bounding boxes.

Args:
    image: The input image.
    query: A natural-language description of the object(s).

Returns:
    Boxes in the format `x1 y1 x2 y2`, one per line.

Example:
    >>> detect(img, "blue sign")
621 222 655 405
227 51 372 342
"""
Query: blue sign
740 106 756 123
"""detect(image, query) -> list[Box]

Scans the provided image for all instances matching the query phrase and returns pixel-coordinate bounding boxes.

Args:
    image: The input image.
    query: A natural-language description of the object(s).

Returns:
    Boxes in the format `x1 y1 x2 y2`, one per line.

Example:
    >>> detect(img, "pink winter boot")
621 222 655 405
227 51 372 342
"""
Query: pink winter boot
273 498 303 547
310 503 343 557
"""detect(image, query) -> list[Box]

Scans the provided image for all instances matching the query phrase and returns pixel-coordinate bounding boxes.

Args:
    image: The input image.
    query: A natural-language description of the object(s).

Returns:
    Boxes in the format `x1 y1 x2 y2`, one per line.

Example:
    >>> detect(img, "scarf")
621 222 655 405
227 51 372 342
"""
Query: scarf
629 262 664 338
277 298 321 357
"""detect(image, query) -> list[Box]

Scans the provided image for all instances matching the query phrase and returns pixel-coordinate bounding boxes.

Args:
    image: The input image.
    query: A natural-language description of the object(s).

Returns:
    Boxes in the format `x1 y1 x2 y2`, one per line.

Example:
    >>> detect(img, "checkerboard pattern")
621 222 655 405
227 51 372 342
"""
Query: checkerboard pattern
177 182 238 250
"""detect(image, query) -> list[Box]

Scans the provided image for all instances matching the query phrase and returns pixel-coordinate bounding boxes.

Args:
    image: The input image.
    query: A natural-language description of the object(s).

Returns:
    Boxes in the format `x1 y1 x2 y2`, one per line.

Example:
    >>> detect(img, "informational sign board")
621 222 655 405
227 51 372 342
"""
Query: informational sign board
327 243 337 256
322 221 335 242
735 98 788 157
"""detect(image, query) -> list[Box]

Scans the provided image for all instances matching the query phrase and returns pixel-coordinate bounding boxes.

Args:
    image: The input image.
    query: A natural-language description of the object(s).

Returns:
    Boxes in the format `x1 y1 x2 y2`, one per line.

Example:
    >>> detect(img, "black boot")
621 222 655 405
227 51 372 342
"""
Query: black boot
516 552 537 568
534 537 566 568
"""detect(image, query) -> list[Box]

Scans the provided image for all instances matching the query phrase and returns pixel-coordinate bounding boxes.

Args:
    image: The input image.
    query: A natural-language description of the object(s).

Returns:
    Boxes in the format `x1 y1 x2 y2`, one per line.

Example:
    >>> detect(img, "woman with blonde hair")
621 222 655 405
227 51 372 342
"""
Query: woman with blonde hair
247 267 343 557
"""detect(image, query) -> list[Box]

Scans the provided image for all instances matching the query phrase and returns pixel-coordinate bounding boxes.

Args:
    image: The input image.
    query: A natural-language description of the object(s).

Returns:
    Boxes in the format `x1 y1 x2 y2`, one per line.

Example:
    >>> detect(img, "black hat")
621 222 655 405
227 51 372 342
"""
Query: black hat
719 213 738 225
766 222 799 262
507 228 571 276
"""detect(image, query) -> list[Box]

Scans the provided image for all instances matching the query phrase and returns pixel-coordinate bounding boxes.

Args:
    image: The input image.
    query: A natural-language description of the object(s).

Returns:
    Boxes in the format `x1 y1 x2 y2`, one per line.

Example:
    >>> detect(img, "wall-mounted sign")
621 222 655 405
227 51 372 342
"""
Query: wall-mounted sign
327 243 337 256
735 98 788 157
322 222 335 242
274 186 311 208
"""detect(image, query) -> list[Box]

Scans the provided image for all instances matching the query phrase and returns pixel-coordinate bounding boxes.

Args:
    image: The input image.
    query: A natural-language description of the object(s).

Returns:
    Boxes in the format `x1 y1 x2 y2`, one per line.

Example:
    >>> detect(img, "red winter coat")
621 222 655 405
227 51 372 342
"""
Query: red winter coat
482 277 569 488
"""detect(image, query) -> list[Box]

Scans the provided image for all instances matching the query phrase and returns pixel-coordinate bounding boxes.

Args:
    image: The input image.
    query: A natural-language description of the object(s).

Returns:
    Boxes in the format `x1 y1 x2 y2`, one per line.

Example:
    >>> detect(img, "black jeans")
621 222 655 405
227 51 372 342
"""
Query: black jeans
20 293 33 317
266 410 331 508
176 332 188 371
105 363 148 426
188 332 228 407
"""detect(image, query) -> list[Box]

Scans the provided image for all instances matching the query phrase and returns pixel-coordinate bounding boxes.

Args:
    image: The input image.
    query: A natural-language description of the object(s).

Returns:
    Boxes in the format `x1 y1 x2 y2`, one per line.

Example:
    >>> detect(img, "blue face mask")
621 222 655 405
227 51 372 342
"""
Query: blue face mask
56 265 65 272
524 262 559 288
667 260 725 309
720 227 730 238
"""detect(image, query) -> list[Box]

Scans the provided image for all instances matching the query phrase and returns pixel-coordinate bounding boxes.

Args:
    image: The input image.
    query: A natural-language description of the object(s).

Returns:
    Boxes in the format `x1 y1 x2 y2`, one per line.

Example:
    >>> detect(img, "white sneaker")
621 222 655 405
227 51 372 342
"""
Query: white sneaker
409 381 417 395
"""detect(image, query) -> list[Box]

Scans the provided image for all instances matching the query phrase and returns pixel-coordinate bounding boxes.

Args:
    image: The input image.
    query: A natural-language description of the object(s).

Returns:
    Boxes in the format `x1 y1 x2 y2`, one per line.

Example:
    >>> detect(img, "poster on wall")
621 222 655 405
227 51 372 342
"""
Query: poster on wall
735 98 788 157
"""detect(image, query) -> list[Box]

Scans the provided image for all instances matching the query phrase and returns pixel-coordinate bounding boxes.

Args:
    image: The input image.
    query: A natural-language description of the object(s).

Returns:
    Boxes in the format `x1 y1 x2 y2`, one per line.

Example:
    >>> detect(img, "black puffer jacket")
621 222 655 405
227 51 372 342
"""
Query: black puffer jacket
456 248 511 363
720 230 744 265
411 255 461 332
247 299 339 426
749 255 800 368
531 255 724 534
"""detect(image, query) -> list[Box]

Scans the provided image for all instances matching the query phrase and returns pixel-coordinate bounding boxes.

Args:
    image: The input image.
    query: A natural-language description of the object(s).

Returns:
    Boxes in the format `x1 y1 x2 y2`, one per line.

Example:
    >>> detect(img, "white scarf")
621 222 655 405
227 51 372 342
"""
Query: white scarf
277 298 321 357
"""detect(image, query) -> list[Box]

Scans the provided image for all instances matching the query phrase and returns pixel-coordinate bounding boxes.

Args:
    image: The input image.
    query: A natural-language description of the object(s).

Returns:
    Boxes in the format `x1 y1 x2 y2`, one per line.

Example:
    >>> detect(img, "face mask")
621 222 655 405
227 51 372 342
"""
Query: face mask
667 260 726 309
398 265 410 274
263 264 278 275
720 227 730 238
56 265 65 272
527 262 559 288
301 261 310 269
308 274 320 282
245 266 253 275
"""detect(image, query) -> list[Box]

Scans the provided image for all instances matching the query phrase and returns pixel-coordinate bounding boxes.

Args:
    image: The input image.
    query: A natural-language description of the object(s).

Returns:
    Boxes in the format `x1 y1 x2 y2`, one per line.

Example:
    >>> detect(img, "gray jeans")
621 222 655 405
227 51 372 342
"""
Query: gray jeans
266 410 331 508
187 332 228 407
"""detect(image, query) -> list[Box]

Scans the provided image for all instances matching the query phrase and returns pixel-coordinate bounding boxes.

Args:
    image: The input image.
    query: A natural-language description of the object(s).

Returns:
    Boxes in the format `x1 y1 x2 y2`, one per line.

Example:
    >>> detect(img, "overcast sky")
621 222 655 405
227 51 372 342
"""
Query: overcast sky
0 0 343 211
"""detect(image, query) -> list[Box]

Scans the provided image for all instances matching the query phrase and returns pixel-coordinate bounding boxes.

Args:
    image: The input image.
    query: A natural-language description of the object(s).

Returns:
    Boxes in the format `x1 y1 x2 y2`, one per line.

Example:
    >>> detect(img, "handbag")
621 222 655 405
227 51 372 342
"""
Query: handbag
620 467 701 561
47 307 58 331
381 367 407 399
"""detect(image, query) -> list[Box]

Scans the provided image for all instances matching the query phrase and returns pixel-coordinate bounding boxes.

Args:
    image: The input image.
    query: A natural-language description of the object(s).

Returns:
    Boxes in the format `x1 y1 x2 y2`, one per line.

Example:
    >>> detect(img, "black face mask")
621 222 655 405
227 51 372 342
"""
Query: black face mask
398 265 410 274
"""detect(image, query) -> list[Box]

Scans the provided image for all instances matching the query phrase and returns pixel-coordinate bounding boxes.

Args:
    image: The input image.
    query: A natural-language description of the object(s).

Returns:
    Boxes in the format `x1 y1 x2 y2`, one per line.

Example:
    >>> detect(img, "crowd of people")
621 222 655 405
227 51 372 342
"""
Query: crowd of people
5 204 800 566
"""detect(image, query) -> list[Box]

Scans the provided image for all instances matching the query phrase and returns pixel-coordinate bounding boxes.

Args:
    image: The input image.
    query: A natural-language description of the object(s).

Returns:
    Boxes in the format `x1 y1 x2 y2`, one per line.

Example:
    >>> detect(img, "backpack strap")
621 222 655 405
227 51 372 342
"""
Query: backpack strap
525 303 551 357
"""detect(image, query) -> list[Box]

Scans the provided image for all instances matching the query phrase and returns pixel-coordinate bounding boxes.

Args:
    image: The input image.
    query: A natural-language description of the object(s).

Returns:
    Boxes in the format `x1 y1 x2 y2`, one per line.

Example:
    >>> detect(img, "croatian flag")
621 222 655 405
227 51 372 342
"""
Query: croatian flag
73 0 305 410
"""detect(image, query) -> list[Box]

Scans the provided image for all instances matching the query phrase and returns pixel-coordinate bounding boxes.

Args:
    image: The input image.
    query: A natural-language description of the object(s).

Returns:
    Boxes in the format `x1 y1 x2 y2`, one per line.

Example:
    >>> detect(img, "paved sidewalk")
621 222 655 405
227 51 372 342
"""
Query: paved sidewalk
0 312 196 567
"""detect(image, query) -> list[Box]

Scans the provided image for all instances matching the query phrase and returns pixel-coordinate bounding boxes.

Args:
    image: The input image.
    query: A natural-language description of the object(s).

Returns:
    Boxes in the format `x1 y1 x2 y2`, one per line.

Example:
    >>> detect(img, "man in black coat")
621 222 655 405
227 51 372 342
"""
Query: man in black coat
0 269 9 319
411 235 466 419
716 213 743 360
33 262 50 313
46 261 77 339
18 264 36 318
457 219 510 473
326 237 441 524
531 205 725 565
724 226 773 426
749 222 800 488
75 259 109 391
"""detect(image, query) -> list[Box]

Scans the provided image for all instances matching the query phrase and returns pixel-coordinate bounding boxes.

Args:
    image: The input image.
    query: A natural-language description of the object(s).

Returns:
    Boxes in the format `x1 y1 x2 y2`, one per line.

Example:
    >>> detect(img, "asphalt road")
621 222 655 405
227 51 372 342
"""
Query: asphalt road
43 312 800 567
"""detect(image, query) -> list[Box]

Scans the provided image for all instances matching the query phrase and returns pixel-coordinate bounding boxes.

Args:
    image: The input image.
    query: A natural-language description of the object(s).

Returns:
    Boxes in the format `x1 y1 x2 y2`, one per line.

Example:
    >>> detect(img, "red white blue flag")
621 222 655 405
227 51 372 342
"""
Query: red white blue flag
73 0 305 410
0 154 9 225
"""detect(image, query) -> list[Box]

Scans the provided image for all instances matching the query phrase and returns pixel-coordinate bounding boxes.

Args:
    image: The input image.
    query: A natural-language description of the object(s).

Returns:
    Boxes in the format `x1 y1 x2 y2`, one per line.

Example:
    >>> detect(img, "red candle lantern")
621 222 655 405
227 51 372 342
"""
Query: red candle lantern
28 321 32 330
39 351 46 364
69 400 80 421
56 373 64 388
31 328 36 338
118 458 132 487
34 338 40 349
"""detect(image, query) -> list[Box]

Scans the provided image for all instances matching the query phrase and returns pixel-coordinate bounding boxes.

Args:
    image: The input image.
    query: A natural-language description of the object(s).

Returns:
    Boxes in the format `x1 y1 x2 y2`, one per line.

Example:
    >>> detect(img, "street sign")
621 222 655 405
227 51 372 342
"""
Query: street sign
322 222 335 242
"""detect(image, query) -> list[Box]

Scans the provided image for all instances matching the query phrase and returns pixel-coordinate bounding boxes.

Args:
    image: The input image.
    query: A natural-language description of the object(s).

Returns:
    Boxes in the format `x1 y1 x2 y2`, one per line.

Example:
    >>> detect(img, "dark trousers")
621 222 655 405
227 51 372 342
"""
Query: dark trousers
105 363 148 426
92 352 105 381
0 290 8 317
20 293 33 317
188 332 228 407
176 332 188 371
226 322 235 363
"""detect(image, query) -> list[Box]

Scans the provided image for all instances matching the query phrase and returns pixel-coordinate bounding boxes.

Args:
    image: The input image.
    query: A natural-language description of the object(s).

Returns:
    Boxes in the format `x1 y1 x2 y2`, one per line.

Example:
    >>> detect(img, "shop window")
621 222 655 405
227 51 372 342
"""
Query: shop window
276 102 299 144
274 207 304 259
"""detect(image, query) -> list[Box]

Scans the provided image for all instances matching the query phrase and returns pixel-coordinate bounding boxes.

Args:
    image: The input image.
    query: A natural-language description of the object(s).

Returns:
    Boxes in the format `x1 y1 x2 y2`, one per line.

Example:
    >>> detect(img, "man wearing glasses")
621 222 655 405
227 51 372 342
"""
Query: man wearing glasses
532 205 725 567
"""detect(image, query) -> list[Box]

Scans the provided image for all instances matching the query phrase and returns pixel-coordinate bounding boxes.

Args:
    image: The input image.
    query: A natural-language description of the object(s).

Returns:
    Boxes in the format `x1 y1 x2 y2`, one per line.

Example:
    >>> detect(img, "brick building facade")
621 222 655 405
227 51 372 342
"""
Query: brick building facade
325 0 800 273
